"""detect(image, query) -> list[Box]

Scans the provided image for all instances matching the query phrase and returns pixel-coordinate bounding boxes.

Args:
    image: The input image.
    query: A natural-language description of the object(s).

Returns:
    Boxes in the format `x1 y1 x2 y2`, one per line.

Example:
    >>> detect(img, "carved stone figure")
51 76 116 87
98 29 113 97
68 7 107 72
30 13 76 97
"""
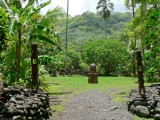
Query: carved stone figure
87 63 98 83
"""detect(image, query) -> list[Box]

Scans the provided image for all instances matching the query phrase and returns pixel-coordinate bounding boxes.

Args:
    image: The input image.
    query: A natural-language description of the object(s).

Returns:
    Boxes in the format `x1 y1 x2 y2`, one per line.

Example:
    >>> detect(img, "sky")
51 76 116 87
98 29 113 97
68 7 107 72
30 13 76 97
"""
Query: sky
41 0 130 17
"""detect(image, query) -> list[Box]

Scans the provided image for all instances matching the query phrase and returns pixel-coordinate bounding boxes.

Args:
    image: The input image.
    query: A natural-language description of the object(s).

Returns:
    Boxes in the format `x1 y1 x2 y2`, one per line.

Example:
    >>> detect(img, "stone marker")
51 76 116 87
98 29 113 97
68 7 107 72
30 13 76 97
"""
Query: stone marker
87 63 98 83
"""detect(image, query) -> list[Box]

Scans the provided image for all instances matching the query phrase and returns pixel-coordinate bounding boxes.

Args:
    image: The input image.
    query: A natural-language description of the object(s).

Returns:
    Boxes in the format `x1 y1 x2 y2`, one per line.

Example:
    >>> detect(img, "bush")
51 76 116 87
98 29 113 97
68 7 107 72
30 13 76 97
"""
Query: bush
82 39 129 76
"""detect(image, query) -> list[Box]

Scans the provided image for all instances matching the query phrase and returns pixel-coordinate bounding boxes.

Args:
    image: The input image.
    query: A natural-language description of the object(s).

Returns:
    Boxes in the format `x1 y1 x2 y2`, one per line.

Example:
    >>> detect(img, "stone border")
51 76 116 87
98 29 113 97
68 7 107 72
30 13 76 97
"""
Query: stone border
0 85 52 120
128 84 160 120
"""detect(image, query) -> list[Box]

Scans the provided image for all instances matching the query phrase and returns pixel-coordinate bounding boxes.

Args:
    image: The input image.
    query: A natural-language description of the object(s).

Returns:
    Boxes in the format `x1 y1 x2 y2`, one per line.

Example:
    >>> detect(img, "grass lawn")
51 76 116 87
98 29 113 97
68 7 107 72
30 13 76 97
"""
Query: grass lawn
45 75 153 120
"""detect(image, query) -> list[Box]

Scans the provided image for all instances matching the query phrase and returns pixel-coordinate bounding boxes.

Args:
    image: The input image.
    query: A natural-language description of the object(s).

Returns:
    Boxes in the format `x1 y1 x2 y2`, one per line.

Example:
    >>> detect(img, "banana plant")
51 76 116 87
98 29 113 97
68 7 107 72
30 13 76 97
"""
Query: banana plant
38 55 62 75
0 0 65 82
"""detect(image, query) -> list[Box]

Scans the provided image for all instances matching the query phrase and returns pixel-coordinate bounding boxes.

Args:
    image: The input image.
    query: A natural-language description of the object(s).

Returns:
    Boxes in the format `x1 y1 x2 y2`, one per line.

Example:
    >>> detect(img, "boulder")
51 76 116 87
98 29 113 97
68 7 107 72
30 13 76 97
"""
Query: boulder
13 115 23 120
134 101 146 106
136 105 150 117
146 101 155 108
130 105 137 114
154 114 160 120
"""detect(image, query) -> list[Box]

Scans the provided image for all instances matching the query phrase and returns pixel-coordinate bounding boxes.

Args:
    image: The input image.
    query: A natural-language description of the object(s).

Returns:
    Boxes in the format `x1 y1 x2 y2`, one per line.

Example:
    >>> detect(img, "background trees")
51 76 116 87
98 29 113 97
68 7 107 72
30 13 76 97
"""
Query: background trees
59 12 132 47
82 40 129 76
0 5 133 79
0 0 159 84
125 0 160 81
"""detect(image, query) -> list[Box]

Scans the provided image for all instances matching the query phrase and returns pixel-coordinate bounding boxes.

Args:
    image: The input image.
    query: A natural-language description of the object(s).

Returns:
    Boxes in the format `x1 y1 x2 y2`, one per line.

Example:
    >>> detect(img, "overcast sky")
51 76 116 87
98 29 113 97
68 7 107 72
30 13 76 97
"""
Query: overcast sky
41 0 129 16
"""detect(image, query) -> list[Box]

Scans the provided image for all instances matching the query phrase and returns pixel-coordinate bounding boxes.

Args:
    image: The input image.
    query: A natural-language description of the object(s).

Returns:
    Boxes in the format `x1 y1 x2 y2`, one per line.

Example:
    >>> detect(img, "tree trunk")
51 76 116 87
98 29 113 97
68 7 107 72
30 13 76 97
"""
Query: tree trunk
132 4 136 77
31 44 38 89
17 26 22 82
65 0 69 74
140 2 146 69
15 42 18 82
105 19 107 39
141 32 145 62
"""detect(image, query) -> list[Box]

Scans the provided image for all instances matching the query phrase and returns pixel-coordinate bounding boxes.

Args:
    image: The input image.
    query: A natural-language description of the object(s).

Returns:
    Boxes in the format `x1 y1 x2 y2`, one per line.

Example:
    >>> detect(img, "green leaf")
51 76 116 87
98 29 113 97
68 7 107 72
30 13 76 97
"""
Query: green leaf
9 19 16 35
30 34 55 45
28 0 51 18
0 0 12 14
24 0 34 10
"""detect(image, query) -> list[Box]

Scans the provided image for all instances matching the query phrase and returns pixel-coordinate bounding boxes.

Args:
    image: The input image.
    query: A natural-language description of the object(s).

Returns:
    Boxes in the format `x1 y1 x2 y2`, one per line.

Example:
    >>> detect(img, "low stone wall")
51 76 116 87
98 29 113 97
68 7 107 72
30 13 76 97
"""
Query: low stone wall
128 84 160 120
0 85 52 120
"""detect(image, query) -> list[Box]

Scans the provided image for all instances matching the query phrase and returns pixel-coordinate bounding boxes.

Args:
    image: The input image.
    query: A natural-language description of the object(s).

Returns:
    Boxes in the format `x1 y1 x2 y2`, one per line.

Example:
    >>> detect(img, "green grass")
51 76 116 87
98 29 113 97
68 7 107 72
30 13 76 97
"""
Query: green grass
134 116 153 120
51 104 65 112
45 75 152 120
47 75 137 92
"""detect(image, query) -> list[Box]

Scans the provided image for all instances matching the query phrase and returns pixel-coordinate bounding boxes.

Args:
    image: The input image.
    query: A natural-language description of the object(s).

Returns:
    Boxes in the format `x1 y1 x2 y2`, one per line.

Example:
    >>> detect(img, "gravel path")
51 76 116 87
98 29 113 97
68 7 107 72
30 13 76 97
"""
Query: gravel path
59 90 133 120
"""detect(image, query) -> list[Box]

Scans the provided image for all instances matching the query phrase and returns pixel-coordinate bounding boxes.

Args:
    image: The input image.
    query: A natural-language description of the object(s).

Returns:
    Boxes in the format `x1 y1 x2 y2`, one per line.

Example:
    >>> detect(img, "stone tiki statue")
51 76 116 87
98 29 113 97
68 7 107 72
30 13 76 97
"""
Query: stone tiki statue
136 50 146 95
87 63 98 83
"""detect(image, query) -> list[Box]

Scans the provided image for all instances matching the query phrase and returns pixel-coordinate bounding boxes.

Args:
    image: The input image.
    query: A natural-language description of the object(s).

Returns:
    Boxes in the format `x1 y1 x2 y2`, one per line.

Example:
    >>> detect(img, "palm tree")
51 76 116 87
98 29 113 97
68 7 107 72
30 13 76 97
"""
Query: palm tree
125 0 137 76
65 0 69 74
96 0 114 39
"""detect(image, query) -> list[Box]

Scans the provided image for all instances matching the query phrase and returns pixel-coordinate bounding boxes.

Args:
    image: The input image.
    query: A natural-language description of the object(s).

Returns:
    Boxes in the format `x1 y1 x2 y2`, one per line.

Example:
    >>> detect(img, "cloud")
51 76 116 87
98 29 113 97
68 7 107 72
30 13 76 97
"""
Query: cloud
41 0 128 16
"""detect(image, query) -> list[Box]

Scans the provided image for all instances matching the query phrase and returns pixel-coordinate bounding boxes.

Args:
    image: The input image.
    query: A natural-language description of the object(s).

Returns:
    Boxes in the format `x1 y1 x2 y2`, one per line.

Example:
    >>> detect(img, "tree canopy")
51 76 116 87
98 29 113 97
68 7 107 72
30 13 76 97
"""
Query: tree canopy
82 39 129 76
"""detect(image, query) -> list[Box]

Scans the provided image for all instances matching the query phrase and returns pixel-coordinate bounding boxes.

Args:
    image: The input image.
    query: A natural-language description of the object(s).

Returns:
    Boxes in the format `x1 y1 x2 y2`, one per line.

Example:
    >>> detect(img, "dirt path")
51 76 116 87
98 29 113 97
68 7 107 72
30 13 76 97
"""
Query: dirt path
57 90 133 120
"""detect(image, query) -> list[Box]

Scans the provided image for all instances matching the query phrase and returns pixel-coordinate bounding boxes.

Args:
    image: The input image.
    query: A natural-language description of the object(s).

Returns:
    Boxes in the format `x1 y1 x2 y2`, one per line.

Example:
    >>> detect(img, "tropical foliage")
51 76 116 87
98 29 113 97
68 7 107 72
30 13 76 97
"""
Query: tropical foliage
0 0 159 86
82 39 129 76
125 0 160 81
0 0 65 83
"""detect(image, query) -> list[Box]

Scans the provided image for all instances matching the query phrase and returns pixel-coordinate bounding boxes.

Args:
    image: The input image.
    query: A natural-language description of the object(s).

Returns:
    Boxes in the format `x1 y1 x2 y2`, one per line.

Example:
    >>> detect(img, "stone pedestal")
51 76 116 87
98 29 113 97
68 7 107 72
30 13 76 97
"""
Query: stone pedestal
88 72 98 83
87 63 98 83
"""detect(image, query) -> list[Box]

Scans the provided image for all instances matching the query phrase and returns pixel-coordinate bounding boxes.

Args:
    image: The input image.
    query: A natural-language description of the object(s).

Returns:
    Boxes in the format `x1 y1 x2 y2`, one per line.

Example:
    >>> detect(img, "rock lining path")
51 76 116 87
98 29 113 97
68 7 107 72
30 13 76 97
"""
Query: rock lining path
58 90 133 120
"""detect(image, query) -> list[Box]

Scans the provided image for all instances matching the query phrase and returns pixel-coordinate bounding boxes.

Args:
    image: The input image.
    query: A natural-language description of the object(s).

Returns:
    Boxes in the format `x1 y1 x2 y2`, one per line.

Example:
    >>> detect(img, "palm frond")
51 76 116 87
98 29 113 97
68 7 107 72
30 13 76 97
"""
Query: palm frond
23 0 34 9
125 0 130 8
107 2 114 11
97 0 106 6
96 0 114 20
96 4 103 10
34 0 51 13
0 0 12 13
40 6 65 27
97 0 102 6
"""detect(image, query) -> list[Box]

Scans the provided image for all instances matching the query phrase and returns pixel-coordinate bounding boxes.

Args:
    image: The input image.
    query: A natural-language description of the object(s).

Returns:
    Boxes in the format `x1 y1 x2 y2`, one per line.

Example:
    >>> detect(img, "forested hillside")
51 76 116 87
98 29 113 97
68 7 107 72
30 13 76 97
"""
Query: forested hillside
59 12 132 46
60 12 132 43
